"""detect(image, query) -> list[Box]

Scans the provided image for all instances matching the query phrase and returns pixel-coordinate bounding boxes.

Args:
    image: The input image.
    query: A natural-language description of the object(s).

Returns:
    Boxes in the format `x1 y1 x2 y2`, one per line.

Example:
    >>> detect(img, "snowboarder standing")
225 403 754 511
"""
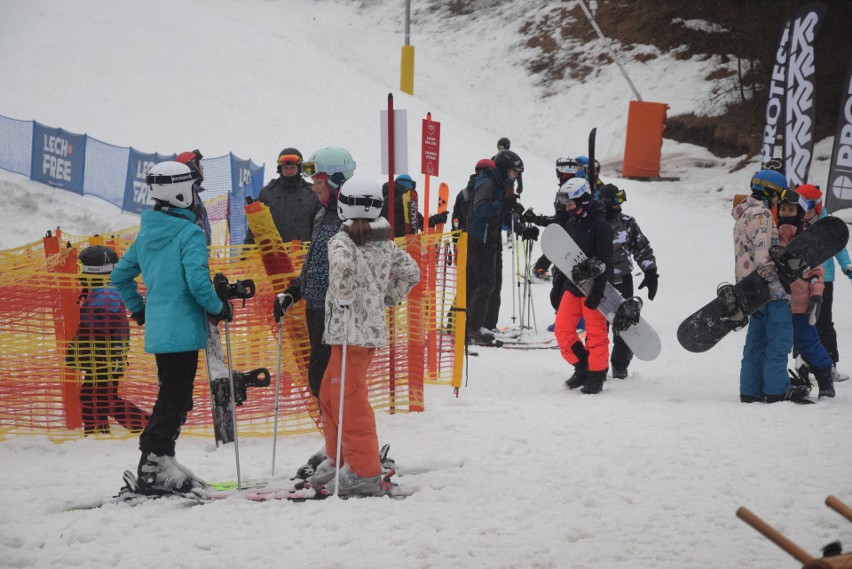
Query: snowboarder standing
776 189 834 398
66 245 149 435
598 183 658 379
553 178 613 394
112 161 230 493
732 169 811 404
305 175 420 495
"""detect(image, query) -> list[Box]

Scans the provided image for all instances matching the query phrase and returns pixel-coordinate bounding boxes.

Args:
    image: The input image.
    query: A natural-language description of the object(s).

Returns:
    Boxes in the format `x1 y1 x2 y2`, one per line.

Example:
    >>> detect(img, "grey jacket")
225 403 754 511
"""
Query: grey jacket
244 175 321 244
607 212 657 284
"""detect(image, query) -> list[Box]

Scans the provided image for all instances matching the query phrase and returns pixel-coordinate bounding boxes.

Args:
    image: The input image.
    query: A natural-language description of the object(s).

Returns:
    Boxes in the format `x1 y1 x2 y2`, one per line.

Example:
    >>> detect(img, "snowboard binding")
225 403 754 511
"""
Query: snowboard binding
769 245 810 285
571 257 606 284
716 283 748 331
613 297 643 333
233 368 271 405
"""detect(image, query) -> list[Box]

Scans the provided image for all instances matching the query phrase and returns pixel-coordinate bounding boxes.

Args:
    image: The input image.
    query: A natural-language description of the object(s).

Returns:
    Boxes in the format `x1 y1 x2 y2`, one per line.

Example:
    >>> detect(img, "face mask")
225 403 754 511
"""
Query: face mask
778 215 800 227
605 207 619 220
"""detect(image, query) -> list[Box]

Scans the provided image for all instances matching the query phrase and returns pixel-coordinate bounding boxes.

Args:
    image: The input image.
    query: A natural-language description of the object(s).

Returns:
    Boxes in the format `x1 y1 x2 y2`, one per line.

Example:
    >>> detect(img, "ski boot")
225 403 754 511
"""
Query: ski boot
716 283 748 331
293 447 328 480
812 367 835 398
613 297 643 333
581 370 607 394
566 342 589 389
136 452 206 495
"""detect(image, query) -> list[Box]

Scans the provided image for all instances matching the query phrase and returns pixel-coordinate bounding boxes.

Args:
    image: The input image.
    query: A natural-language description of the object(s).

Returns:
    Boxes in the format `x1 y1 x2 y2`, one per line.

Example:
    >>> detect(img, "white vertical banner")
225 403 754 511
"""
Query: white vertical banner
380 109 409 175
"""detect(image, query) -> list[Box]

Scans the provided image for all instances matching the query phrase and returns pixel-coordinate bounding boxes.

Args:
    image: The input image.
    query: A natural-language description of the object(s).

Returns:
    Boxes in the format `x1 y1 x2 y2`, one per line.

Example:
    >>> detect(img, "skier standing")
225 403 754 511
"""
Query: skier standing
796 183 852 383
305 175 420 495
552 178 613 394
452 159 495 232
776 189 834 398
732 169 810 404
273 147 356 399
111 161 230 493
244 147 321 244
598 183 658 379
66 245 149 435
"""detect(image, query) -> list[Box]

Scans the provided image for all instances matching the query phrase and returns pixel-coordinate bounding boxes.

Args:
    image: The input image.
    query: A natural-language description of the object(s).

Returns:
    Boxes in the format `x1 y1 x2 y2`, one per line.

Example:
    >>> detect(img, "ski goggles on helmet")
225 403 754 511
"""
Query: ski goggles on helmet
302 161 355 178
277 154 302 166
555 192 573 205
608 189 627 205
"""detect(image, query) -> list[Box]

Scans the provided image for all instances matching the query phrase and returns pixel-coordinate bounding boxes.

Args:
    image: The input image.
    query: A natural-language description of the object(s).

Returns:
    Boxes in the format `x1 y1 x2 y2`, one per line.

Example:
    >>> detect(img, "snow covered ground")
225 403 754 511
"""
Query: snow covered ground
1 1 851 568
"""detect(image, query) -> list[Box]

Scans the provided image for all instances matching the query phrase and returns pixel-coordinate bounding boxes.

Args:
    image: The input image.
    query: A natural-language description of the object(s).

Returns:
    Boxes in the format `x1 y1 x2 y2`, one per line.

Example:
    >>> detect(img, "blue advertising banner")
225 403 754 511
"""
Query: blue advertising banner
122 149 177 213
229 155 264 244
30 123 87 193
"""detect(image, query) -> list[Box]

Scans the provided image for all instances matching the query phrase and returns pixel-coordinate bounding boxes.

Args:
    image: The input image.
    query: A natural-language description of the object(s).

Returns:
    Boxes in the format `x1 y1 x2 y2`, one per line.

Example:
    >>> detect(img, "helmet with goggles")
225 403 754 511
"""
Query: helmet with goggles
302 146 356 188
337 175 384 221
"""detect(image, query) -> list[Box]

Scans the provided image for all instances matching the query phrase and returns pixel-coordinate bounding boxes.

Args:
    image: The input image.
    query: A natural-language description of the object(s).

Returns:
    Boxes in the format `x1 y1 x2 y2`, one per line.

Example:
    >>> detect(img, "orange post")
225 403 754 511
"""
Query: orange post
622 100 669 178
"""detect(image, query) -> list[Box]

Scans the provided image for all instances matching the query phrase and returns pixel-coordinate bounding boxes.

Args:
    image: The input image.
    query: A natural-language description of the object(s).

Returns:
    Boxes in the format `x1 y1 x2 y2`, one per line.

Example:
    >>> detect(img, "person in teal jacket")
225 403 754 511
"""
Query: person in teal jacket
112 161 229 495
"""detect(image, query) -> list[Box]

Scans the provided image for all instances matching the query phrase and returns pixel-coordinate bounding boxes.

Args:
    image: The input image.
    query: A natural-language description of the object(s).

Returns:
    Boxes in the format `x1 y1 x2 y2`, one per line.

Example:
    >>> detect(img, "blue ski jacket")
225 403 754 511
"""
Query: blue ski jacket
112 207 223 354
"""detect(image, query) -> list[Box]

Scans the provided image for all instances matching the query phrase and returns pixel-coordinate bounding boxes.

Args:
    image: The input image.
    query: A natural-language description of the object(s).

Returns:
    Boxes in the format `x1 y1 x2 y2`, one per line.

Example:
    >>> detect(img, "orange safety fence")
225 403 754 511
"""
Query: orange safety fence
0 212 465 442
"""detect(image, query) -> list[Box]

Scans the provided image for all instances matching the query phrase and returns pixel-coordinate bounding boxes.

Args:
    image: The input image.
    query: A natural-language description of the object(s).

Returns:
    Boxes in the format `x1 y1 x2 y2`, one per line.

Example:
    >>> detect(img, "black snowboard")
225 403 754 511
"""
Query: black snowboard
677 216 849 353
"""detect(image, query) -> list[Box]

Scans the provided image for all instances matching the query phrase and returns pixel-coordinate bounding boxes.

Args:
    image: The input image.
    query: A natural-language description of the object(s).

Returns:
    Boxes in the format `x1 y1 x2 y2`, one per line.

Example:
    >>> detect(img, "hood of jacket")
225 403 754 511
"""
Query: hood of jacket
732 195 767 221
137 208 197 251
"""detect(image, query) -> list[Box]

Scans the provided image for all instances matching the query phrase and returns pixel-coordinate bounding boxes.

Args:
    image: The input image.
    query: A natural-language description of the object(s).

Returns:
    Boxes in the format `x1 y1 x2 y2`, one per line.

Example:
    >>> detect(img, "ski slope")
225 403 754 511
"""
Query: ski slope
1 1 851 568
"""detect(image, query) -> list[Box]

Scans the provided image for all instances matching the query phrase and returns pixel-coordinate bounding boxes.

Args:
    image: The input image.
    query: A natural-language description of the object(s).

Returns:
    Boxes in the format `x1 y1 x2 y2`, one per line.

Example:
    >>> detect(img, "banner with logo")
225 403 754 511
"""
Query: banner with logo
122 149 178 213
761 18 791 164
826 51 852 214
229 154 265 244
30 123 87 193
783 1 827 186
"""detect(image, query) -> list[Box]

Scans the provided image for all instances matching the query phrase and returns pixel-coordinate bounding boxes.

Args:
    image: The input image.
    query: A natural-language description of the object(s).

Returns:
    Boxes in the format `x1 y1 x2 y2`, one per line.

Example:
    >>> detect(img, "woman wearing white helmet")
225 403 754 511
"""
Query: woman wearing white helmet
112 160 229 494
303 174 420 496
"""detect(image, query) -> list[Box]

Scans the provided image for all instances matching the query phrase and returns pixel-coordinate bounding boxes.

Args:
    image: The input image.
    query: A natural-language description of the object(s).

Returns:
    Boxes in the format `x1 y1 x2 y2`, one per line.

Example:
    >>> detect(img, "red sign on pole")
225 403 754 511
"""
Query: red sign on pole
421 118 441 177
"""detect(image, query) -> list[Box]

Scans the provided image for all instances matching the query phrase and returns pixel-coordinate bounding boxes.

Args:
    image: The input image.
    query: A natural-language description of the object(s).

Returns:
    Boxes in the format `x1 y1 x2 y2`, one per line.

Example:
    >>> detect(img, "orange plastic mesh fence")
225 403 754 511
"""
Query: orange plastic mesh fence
0 223 465 442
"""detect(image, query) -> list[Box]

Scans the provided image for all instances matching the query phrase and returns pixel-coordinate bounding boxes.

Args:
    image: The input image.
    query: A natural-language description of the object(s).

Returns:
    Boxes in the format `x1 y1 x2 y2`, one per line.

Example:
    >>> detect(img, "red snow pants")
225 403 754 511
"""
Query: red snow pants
319 344 381 478
554 291 610 372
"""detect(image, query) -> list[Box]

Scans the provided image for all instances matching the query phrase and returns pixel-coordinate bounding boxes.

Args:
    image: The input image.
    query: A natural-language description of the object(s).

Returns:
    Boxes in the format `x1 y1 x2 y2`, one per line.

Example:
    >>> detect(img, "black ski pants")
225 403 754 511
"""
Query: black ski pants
816 281 839 363
610 277 634 371
467 244 500 332
139 351 198 457
306 307 331 398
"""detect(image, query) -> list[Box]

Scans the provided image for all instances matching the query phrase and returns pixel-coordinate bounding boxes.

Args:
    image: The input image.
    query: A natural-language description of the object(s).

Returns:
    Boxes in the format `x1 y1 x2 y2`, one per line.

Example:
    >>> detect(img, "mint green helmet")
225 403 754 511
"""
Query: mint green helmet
303 146 356 188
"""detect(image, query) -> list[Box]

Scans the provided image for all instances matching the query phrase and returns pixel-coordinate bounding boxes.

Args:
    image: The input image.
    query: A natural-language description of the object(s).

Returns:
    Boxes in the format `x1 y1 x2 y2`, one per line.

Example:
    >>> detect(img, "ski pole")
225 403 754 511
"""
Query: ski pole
222 314 242 489
271 293 286 477
333 306 351 497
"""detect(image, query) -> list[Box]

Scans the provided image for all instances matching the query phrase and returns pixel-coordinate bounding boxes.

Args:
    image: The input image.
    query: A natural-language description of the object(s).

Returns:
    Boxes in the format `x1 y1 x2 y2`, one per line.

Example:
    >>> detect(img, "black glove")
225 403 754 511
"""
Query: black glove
807 295 822 326
503 194 518 210
638 269 659 301
584 290 603 310
208 301 233 325
428 211 449 228
521 226 539 241
522 208 537 223
844 265 852 278
131 307 145 326
273 293 295 323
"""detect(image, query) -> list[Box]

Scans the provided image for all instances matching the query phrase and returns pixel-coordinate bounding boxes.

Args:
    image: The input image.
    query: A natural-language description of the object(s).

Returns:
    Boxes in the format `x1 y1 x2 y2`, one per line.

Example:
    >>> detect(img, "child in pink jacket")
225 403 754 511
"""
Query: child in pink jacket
777 189 834 398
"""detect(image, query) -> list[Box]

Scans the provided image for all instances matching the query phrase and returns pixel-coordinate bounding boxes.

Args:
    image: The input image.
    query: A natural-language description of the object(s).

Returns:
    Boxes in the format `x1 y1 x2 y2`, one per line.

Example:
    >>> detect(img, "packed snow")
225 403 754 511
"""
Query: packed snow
1 1 851 568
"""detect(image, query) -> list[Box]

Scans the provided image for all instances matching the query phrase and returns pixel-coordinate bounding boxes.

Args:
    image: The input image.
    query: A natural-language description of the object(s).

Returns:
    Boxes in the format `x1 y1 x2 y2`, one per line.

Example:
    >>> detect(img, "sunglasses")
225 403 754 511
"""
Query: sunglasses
277 154 302 166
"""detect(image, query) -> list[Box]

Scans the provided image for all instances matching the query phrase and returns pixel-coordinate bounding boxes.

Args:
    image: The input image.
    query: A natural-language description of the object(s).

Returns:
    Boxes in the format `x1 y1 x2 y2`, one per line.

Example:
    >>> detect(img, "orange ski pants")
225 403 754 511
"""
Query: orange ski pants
554 291 610 372
318 344 381 478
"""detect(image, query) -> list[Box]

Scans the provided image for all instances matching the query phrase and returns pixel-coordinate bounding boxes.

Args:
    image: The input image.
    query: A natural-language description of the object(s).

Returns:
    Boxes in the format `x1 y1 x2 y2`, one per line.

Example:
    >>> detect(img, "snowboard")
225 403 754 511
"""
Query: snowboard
677 215 849 353
540 224 662 361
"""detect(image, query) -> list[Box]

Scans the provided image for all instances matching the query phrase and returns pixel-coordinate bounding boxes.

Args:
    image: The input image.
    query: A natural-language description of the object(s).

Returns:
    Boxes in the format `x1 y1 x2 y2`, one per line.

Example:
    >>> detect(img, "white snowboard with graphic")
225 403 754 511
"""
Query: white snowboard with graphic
541 224 661 361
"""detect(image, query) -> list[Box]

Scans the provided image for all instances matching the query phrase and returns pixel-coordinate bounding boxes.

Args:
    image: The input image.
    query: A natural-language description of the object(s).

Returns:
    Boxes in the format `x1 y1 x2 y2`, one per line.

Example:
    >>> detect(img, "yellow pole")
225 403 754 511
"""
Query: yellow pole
400 45 415 95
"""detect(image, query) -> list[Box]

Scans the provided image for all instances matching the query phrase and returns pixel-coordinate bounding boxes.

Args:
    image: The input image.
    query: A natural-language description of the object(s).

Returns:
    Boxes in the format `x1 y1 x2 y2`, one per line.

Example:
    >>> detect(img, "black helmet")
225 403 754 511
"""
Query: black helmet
497 137 511 151
277 147 304 174
78 245 118 275
494 150 524 174
599 184 627 207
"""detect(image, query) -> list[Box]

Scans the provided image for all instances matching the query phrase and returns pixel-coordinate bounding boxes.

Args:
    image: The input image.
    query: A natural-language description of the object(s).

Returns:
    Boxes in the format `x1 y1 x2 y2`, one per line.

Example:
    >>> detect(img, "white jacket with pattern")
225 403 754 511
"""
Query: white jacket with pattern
324 218 421 348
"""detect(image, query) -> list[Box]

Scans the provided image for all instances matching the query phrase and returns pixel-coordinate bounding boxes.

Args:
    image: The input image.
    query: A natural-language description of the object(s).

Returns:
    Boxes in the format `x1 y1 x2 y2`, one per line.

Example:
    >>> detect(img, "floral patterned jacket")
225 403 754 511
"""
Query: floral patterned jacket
732 195 787 300
324 218 421 347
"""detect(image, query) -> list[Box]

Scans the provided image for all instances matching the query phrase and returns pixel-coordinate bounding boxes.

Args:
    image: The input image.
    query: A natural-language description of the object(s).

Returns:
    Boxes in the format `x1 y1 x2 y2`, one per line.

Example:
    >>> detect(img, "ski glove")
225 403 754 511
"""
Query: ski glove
428 211 449 228
638 269 658 301
807 295 823 326
521 226 539 241
584 290 603 310
130 307 145 327
273 293 295 323
208 301 233 325
844 265 852 278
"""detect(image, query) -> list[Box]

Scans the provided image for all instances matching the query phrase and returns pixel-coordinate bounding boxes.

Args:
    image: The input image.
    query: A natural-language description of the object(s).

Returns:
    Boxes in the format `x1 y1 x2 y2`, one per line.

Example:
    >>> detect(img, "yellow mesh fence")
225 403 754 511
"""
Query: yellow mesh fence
0 209 466 442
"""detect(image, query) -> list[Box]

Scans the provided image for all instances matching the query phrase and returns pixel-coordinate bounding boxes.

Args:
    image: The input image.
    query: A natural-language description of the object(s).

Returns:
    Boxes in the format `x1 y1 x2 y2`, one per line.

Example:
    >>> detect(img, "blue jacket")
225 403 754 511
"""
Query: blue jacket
112 208 223 354
817 209 851 282
467 168 507 247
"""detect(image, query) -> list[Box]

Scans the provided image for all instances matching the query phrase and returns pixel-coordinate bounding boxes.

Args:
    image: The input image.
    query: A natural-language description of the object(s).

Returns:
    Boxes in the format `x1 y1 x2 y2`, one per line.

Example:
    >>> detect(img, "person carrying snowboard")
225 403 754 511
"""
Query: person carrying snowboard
66 245 149 435
598 183 658 379
111 161 230 494
732 169 811 404
776 189 835 398
304 175 420 496
552 178 613 394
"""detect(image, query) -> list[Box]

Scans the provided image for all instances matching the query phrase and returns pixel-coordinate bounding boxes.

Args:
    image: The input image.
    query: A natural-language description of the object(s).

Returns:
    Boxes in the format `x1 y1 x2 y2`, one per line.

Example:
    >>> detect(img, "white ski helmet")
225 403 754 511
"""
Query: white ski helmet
556 177 592 207
304 146 356 188
146 161 199 208
337 175 384 221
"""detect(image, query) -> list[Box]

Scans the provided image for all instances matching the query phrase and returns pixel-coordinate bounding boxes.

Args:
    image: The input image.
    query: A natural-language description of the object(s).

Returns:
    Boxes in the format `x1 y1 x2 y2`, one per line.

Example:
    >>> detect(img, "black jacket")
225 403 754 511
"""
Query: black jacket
244 175 320 244
559 200 613 299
